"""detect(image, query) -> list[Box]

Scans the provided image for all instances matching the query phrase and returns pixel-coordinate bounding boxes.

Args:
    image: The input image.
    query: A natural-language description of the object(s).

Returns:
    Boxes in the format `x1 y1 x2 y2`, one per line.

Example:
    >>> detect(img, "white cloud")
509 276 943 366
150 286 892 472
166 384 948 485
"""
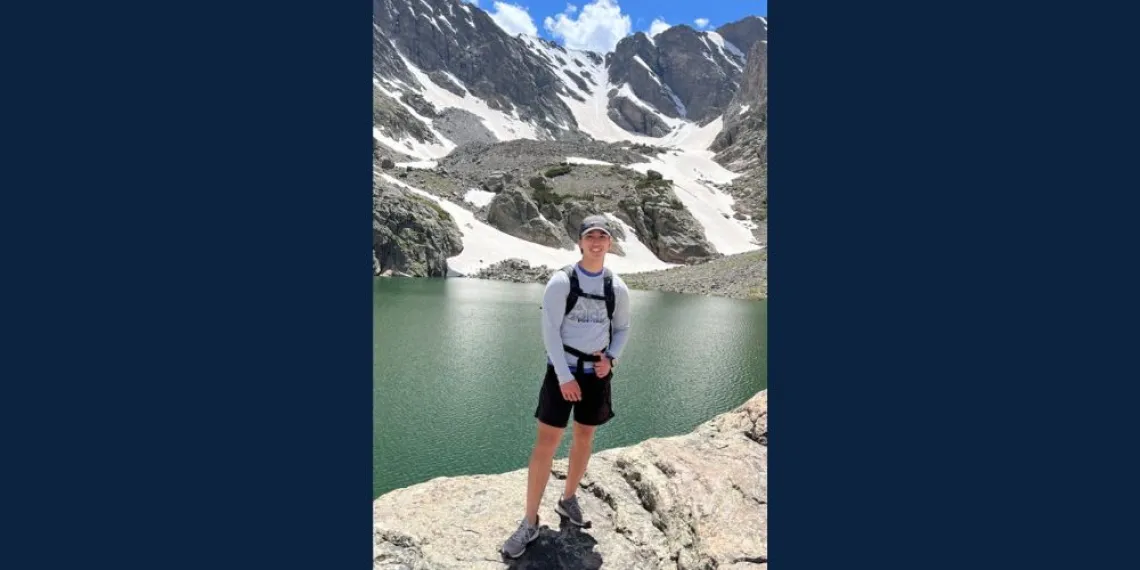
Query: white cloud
649 18 671 37
489 2 538 37
543 0 632 53
465 0 479 5
566 3 577 13
694 17 710 29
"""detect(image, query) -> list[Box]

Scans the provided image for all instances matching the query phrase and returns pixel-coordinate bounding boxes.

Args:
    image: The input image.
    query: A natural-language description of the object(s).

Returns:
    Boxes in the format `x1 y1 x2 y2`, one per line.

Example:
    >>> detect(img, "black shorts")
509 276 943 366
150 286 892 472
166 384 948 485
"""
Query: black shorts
534 364 615 429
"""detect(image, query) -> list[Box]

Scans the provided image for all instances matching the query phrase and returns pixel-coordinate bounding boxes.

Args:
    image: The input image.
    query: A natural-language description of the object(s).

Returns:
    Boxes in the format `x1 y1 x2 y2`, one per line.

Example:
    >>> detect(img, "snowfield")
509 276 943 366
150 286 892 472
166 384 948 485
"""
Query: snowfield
382 175 678 276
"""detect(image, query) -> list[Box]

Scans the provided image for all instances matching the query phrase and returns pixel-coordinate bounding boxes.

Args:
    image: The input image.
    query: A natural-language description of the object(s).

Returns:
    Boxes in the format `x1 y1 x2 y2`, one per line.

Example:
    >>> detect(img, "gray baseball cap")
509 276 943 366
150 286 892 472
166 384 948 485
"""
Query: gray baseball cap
579 215 612 238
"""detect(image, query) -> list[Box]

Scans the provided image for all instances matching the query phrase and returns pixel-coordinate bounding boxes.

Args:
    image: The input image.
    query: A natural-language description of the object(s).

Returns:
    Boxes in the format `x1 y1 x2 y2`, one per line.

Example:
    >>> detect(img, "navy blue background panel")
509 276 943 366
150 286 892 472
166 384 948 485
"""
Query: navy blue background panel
1 1 372 568
772 0 1140 568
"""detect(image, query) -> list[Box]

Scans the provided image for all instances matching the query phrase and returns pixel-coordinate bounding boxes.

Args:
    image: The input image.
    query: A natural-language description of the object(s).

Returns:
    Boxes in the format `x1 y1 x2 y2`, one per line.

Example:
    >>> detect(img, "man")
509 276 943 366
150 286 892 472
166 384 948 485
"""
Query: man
501 215 632 559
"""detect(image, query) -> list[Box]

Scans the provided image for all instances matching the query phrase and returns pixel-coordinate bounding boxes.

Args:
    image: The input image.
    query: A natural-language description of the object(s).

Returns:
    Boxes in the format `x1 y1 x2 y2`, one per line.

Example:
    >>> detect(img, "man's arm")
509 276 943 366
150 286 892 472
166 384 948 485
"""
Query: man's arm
541 272 575 384
606 279 632 362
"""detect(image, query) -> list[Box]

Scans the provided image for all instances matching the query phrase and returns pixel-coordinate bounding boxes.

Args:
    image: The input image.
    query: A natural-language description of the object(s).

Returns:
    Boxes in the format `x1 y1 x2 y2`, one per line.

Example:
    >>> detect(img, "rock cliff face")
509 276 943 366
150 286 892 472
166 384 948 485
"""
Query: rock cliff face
373 0 577 138
374 84 438 147
373 175 464 277
606 23 765 131
373 391 767 570
712 41 767 174
715 16 768 59
711 39 768 232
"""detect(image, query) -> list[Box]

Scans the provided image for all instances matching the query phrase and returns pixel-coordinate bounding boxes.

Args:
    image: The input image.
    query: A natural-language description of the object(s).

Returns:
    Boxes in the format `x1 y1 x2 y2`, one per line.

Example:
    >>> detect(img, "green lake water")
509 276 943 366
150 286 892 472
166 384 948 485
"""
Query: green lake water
373 277 766 498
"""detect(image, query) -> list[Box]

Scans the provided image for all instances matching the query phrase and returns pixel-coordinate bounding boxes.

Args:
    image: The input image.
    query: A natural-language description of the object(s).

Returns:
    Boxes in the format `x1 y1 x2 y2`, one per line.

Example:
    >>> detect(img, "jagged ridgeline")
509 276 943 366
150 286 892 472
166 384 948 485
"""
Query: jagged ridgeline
372 0 767 296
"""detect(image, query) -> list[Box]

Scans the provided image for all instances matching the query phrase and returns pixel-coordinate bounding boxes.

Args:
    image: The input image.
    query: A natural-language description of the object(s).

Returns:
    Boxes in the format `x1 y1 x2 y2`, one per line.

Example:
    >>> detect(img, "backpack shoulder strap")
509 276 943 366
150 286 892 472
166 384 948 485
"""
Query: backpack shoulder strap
562 264 580 316
602 268 615 321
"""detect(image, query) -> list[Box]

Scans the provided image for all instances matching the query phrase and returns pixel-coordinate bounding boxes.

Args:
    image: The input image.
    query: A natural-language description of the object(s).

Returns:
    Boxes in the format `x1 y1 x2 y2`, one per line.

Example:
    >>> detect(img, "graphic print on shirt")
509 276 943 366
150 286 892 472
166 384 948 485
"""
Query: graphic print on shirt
567 293 609 326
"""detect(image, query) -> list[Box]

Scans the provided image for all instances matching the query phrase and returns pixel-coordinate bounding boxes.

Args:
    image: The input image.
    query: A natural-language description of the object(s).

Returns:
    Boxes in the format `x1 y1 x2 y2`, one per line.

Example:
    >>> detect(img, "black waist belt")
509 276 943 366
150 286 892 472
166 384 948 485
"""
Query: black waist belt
563 344 606 376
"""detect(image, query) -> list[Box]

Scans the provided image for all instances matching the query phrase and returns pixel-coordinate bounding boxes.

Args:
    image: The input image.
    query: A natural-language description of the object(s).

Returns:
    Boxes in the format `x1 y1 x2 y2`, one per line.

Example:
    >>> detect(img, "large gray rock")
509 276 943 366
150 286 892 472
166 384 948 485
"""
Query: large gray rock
373 176 464 277
434 108 497 147
486 188 573 250
619 187 717 264
607 96 672 138
373 391 767 570
373 0 578 139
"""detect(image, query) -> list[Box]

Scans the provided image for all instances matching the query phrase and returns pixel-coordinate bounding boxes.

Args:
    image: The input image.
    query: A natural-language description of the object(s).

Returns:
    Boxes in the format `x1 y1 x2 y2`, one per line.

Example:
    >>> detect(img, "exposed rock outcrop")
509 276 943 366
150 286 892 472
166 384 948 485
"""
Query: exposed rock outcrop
486 187 574 250
618 186 717 264
373 176 463 277
373 391 767 570
471 258 555 284
374 84 438 147
607 95 672 138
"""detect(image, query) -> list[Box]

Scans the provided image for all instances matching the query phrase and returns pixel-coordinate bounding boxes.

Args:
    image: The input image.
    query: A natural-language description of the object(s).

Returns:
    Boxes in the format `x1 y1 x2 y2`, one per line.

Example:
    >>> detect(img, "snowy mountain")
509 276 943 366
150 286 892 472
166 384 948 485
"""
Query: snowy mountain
372 0 768 279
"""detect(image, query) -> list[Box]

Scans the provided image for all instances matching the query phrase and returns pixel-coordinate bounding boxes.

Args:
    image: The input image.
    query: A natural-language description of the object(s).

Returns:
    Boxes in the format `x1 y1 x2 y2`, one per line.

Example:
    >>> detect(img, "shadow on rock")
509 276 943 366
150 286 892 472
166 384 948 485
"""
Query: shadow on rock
502 516 604 570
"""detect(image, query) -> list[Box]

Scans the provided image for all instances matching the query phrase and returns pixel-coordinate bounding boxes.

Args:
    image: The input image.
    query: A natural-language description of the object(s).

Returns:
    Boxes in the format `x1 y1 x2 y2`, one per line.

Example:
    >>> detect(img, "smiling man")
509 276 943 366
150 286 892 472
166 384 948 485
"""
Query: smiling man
501 214 633 559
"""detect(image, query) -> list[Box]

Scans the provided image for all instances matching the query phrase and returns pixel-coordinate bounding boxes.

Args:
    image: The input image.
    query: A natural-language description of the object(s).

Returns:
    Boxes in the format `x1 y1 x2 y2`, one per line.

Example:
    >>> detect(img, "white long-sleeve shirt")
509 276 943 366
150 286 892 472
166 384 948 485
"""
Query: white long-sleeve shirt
541 264 632 384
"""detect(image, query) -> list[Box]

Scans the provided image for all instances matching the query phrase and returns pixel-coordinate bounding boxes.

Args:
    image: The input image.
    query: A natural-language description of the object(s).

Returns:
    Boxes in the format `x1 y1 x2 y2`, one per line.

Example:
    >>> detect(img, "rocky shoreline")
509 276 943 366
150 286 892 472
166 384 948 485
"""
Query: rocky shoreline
621 250 768 301
373 390 767 570
466 249 767 301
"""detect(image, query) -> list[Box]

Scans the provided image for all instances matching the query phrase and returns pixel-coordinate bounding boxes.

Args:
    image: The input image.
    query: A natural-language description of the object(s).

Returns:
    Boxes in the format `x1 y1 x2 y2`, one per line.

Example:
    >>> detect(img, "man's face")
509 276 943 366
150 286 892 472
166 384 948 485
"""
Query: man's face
580 230 611 256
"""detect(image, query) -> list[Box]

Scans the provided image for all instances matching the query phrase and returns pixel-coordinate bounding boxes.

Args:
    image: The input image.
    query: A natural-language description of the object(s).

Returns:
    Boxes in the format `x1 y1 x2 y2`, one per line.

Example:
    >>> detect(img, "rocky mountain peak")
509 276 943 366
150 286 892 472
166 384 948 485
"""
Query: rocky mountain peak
715 15 768 57
373 0 578 139
603 20 765 134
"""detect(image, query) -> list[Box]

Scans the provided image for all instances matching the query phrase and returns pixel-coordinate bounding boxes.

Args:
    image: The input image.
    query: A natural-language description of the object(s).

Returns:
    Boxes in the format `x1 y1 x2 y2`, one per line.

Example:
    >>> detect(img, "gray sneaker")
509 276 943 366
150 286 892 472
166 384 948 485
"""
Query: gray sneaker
556 495 585 526
501 516 540 558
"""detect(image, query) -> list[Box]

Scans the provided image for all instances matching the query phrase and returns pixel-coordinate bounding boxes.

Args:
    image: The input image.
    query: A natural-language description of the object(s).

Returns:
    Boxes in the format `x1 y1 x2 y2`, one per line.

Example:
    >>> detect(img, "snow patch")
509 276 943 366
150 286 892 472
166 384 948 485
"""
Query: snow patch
705 31 744 71
737 104 751 115
373 127 455 160
463 189 496 208
396 160 438 169
565 157 613 166
383 175 677 275
399 53 540 143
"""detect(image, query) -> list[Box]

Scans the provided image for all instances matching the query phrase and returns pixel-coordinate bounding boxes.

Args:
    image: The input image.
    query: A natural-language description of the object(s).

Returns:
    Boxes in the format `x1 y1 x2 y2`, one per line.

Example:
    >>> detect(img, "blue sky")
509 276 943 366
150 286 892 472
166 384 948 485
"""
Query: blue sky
464 0 767 53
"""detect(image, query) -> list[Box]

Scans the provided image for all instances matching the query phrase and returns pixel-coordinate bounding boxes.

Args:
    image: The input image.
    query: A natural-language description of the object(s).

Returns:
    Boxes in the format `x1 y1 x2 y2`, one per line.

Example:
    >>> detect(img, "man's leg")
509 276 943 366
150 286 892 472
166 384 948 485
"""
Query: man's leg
563 422 596 499
525 419 564 525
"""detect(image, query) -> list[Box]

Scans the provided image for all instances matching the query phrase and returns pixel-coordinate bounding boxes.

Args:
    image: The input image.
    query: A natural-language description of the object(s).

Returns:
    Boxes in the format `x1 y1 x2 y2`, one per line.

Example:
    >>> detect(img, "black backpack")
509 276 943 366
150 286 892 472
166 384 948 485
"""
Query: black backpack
558 264 616 374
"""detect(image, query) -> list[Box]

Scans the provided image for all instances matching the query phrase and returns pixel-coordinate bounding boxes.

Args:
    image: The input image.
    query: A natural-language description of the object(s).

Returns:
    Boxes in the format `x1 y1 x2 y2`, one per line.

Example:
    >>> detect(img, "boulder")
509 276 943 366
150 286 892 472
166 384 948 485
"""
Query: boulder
373 176 463 278
487 188 573 250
